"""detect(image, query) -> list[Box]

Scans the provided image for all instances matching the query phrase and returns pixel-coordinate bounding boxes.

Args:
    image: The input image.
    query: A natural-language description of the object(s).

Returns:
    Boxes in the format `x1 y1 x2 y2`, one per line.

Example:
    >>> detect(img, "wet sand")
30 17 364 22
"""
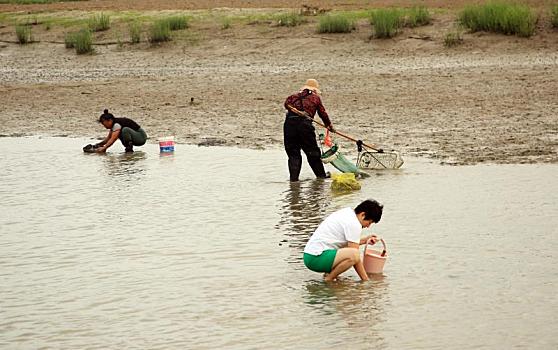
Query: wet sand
1 2 557 165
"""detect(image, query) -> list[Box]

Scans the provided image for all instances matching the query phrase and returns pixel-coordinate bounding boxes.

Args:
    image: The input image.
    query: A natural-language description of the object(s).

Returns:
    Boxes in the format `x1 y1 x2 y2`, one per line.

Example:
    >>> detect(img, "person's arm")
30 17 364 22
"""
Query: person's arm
359 234 378 245
96 129 120 153
315 96 334 131
96 133 110 147
348 241 369 281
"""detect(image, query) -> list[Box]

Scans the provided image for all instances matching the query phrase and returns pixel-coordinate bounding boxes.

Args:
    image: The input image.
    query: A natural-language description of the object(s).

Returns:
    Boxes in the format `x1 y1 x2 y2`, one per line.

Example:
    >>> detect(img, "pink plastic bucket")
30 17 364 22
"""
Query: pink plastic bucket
363 238 388 274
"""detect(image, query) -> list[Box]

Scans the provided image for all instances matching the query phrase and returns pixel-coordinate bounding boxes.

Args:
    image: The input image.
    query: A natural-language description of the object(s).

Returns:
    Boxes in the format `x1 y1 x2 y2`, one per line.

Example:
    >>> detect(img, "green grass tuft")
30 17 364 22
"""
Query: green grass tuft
73 29 93 54
64 31 75 48
129 21 141 43
149 19 171 43
406 6 431 28
220 17 231 30
551 5 558 28
317 14 355 33
276 12 305 27
444 30 464 47
459 2 537 37
88 13 110 32
15 24 32 44
370 9 403 38
165 15 189 31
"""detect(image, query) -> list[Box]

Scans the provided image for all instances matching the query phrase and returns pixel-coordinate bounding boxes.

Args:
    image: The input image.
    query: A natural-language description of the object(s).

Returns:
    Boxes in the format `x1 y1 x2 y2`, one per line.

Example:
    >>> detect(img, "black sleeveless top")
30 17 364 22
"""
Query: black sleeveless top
114 117 141 131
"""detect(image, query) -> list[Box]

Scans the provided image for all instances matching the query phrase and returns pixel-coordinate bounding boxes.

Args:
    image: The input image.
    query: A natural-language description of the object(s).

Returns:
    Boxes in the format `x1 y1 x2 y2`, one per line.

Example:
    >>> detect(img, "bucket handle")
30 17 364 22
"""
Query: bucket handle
364 238 387 257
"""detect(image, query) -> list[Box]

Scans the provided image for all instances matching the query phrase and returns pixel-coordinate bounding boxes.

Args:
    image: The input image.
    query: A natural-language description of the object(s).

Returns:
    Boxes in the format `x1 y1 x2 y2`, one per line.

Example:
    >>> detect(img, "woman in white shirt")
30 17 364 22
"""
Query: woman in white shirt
303 199 383 282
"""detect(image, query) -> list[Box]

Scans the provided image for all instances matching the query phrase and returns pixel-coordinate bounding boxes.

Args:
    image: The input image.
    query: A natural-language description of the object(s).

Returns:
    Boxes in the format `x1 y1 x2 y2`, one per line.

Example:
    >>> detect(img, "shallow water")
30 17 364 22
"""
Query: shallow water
0 137 557 349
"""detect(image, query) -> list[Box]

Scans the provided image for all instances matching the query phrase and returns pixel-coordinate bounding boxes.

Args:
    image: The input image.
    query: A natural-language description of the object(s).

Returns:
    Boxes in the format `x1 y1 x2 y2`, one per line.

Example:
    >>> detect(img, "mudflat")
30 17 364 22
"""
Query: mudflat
1 1 557 164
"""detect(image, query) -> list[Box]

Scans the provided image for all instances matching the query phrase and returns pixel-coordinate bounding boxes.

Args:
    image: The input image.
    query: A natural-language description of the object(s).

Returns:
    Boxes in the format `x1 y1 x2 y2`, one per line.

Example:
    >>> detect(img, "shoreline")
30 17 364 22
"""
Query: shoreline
1 4 557 165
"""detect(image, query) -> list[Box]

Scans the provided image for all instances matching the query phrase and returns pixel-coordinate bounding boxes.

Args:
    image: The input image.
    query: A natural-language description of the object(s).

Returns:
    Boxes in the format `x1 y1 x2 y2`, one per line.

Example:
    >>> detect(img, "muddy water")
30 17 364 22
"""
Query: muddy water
1 137 556 349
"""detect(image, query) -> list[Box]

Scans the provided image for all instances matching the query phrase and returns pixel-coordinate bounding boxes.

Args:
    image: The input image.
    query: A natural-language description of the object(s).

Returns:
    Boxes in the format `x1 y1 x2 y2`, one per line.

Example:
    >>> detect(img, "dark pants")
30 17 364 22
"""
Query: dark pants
119 127 147 147
283 117 327 181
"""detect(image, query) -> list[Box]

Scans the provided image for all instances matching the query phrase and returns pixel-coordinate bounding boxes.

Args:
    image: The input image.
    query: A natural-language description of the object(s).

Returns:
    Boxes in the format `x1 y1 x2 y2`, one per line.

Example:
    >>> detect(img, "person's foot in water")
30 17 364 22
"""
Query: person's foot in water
125 141 134 153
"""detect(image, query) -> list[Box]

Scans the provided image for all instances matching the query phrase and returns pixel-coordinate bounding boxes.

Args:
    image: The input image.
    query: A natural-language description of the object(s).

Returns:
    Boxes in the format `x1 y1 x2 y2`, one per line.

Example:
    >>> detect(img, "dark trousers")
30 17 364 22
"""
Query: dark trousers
283 118 327 181
119 127 147 146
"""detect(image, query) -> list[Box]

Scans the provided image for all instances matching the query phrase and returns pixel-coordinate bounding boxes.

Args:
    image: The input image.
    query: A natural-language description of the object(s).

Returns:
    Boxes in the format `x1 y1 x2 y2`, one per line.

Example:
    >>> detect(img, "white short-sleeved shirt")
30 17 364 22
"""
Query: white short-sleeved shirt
304 207 362 256
112 123 122 132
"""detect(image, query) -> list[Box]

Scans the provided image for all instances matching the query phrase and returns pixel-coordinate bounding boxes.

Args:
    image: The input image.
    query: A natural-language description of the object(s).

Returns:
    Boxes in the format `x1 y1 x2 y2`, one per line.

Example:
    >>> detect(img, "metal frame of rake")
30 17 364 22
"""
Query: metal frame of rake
287 104 403 169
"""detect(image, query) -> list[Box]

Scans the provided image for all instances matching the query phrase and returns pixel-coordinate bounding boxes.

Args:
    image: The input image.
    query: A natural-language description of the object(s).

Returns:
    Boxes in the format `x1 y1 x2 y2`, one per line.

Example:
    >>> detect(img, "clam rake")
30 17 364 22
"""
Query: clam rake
315 119 404 171
286 104 403 170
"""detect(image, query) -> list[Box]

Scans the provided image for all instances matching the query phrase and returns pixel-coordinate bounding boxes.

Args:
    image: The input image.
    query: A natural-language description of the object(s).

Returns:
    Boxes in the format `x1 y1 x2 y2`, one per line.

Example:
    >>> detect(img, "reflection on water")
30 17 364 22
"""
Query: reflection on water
277 179 332 264
303 276 389 347
1 137 557 350
97 151 148 178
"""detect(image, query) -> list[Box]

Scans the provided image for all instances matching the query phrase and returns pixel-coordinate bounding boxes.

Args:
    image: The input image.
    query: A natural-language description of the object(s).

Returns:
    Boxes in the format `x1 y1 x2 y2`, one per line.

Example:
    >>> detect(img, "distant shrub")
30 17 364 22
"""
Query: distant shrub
459 2 536 37
317 14 355 33
165 15 188 31
88 13 110 32
221 17 231 30
116 31 123 49
149 20 171 43
370 9 403 38
246 15 262 25
444 30 464 47
552 5 558 28
15 24 32 44
276 12 305 27
129 22 141 43
406 6 431 27
27 15 39 25
64 31 76 48
73 29 93 54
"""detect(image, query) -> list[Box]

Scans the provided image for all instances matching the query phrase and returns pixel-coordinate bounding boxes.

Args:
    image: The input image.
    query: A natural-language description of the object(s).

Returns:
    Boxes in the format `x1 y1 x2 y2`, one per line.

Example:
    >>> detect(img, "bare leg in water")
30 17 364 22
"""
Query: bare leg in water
324 247 362 282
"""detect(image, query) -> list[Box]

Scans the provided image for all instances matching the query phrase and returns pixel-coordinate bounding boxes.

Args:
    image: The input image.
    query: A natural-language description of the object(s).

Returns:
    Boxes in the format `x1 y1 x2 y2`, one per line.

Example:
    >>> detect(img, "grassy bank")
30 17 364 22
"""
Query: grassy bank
0 4 555 53
458 2 537 37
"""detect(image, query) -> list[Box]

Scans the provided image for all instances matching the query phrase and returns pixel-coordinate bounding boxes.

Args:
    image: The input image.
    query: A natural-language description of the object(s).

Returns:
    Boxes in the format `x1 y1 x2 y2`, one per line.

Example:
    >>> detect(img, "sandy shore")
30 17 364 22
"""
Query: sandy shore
1 3 557 165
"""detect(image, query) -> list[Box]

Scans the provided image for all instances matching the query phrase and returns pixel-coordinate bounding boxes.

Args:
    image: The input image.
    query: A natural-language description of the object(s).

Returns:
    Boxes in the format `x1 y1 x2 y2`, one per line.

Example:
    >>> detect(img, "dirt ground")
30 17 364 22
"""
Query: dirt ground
1 1 557 165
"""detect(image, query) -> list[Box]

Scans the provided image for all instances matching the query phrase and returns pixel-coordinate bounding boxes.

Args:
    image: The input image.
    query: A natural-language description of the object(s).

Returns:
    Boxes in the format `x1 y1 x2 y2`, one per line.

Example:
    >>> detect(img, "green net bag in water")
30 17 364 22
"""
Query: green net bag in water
321 144 360 174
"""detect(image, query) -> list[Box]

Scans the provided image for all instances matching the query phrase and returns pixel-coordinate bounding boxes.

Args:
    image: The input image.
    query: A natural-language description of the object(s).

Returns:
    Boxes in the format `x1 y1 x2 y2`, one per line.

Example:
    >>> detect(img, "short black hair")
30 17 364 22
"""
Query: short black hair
354 199 383 223
98 109 115 123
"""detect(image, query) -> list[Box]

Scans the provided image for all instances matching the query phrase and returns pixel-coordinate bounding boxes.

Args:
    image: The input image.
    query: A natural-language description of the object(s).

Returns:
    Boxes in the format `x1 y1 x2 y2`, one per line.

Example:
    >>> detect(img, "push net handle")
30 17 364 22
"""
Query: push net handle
286 104 378 151
364 238 387 257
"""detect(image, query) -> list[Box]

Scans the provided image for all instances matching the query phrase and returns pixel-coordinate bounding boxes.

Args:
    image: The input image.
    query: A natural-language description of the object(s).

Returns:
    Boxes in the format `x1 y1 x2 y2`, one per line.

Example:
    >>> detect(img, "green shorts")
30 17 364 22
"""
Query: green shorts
303 250 337 273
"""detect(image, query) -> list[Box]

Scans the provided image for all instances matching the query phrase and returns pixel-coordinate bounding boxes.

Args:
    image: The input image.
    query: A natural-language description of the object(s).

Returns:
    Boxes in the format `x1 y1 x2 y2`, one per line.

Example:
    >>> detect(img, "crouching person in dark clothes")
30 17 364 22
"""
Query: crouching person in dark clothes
95 109 147 153
283 79 335 182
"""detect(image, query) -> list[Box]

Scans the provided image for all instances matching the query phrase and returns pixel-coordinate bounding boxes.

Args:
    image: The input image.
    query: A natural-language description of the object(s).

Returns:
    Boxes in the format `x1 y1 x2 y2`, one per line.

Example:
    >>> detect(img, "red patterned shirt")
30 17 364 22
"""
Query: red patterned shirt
284 89 331 127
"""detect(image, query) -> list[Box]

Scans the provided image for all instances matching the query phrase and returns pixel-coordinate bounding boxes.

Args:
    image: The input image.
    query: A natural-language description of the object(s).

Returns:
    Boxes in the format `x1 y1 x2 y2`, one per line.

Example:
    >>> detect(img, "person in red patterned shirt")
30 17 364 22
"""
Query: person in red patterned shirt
283 79 335 182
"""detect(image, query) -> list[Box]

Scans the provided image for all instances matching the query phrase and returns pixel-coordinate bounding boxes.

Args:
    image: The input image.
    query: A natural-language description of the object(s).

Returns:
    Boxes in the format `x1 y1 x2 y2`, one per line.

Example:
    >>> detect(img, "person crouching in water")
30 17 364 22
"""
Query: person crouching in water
303 199 383 282
95 109 147 153
283 79 334 182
